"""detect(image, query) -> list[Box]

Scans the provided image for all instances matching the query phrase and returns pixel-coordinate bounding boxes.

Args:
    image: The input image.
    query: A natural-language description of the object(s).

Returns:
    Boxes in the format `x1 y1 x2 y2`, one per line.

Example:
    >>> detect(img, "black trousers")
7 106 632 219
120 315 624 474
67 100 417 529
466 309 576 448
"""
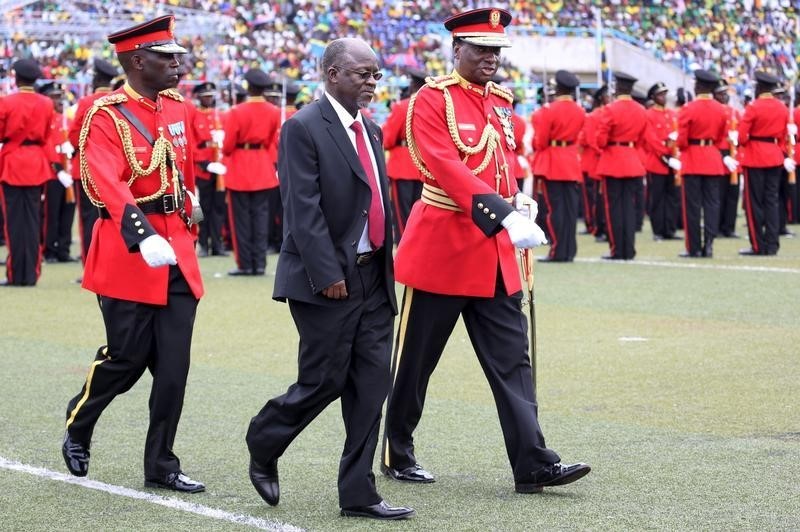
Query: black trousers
382 278 560 482
266 186 283 252
633 176 645 231
1 183 43 285
389 179 422 242
541 180 579 261
44 179 76 261
246 256 393 508
65 266 199 479
647 172 678 238
589 178 607 237
719 172 741 236
196 175 227 254
681 175 722 256
602 177 638 259
77 184 99 262
228 189 270 273
743 166 781 255
580 175 595 234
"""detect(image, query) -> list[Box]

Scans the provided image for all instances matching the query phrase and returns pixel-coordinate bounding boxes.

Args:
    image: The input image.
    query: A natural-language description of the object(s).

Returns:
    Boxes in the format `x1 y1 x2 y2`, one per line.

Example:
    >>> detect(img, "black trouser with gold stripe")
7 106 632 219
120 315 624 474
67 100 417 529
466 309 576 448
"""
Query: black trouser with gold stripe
1 183 43 285
44 179 76 261
65 266 198 480
602 176 638 260
541 180 579 261
647 172 678 239
382 276 560 482
681 174 723 256
743 166 781 255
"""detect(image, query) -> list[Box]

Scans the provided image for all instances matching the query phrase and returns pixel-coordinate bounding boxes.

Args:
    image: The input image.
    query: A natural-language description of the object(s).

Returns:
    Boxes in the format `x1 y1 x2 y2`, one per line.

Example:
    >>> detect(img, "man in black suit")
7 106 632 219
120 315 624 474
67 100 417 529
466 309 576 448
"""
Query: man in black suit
245 38 414 521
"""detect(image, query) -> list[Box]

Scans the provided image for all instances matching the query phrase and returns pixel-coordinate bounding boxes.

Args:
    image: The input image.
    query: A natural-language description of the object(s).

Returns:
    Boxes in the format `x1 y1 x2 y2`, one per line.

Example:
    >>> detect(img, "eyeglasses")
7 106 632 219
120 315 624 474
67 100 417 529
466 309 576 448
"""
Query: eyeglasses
335 67 383 81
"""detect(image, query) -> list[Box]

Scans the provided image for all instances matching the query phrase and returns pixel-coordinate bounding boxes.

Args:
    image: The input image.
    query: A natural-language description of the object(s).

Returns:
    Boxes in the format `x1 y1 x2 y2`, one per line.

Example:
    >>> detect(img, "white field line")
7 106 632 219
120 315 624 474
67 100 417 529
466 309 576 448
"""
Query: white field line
0 457 303 532
574 257 800 274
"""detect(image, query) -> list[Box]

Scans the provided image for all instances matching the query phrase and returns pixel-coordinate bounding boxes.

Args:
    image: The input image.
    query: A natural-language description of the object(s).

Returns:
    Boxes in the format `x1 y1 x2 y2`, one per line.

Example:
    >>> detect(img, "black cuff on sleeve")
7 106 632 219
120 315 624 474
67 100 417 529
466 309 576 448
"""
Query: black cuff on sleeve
472 193 515 237
120 203 157 251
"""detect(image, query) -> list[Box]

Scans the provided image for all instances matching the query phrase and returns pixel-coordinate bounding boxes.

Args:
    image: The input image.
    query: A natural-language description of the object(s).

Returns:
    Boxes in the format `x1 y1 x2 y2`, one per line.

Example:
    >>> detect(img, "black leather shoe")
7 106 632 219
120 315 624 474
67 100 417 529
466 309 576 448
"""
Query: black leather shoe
594 234 608 243
739 248 760 256
227 268 253 276
249 458 279 506
62 432 90 477
57 256 79 263
601 254 622 260
45 256 59 264
515 462 591 493
340 500 415 520
678 251 701 258
381 463 435 483
197 247 209 257
145 471 205 493
253 268 266 276
211 249 229 257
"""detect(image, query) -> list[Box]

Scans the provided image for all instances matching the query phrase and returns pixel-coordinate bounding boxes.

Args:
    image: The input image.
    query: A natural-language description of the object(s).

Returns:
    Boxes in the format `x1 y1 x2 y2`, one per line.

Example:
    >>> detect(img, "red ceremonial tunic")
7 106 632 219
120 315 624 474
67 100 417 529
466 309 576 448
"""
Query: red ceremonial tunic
395 74 520 297
80 84 203 305
382 97 420 180
580 107 604 179
222 96 281 191
510 112 527 179
677 95 727 175
531 96 585 181
0 87 54 186
190 104 223 181
643 105 678 174
595 95 647 178
69 88 113 180
737 93 789 168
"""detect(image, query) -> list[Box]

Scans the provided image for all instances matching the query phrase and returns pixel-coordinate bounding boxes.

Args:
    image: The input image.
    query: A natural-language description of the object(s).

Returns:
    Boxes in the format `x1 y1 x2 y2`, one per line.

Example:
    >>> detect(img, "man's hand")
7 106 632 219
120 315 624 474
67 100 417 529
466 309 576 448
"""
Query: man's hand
57 141 75 158
322 280 348 299
139 235 177 267
788 123 798 137
723 155 739 173
784 157 796 173
667 157 681 171
728 130 739 146
667 131 678 142
211 129 225 145
57 170 73 188
514 192 538 220
206 161 227 175
501 211 548 248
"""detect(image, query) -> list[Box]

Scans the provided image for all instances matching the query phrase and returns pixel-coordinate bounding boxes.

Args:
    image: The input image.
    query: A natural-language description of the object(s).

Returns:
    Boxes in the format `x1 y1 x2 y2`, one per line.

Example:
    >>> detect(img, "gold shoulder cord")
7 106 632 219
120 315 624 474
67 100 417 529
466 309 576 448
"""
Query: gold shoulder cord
79 95 180 208
406 78 501 181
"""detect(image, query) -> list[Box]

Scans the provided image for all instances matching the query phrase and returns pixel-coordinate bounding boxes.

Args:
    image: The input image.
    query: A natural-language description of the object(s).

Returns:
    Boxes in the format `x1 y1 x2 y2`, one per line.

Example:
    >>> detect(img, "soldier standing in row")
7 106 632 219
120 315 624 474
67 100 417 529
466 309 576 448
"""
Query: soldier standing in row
714 79 742 238
0 59 54 286
580 85 609 242
532 69 584 262
222 69 281 276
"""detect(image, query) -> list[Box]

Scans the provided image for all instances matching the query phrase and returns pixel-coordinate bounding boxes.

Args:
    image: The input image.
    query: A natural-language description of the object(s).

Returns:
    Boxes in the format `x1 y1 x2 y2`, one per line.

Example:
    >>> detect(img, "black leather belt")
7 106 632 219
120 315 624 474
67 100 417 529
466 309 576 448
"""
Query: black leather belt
356 248 382 266
197 141 214 148
608 141 635 147
235 143 263 149
99 194 177 219
549 140 574 147
688 138 714 146
398 140 408 147
750 136 778 144
21 139 43 146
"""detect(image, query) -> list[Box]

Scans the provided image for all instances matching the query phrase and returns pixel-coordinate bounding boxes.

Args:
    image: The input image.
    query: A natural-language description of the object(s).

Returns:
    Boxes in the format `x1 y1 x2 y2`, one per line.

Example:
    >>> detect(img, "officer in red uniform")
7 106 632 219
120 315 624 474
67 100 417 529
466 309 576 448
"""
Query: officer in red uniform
69 58 121 264
62 15 205 493
40 81 78 263
737 71 791 256
0 59 54 286
382 67 426 241
190 81 228 257
382 7 590 495
222 68 281 275
580 85 609 241
532 69 585 262
714 79 743 238
643 82 681 241
595 71 648 260
676 70 730 258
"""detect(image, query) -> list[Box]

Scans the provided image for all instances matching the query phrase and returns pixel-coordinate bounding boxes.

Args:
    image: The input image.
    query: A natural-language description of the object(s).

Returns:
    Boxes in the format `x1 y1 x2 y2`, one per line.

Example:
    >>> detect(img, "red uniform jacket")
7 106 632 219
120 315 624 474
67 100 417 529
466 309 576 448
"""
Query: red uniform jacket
595 96 647 178
737 94 788 168
222 96 281 191
0 88 54 186
80 85 203 305
510 112 526 179
643 105 678 175
531 96 584 181
382 97 420 180
677 95 727 176
44 112 68 176
190 104 223 181
395 75 520 297
580 107 604 180
530 105 548 177
719 104 741 152
793 106 800 164
69 88 113 181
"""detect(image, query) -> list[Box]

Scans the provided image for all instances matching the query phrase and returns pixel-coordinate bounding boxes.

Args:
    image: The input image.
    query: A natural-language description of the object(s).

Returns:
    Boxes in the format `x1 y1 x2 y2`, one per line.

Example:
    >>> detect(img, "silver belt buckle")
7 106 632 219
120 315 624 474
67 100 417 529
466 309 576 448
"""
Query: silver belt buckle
162 194 176 214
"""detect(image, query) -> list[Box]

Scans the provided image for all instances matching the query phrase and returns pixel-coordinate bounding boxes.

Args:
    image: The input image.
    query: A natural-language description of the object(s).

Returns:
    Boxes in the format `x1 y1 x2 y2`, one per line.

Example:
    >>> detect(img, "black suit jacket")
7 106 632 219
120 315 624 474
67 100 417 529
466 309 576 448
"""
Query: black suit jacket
273 95 397 313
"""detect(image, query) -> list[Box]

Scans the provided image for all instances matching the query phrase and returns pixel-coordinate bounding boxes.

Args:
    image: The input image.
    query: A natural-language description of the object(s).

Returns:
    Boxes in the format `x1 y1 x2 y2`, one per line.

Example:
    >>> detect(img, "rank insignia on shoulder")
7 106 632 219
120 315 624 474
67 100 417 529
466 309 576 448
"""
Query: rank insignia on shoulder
426 75 458 90
94 93 128 107
160 88 184 102
488 83 514 104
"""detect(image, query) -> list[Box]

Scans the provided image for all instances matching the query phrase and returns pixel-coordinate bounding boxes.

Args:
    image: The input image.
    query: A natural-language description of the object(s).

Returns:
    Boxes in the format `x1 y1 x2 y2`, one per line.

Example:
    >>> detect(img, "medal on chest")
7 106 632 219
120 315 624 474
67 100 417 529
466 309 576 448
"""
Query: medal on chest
167 120 187 149
493 106 515 150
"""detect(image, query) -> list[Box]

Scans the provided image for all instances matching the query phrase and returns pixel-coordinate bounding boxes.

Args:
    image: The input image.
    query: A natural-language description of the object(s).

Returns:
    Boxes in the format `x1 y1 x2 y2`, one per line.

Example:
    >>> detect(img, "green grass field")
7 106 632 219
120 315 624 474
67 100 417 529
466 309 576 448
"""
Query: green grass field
1 225 799 531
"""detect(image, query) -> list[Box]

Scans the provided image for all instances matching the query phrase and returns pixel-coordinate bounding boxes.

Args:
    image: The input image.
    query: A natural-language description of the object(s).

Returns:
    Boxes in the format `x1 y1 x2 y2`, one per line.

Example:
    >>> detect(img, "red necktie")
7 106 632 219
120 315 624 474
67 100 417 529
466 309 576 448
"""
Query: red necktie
350 120 385 248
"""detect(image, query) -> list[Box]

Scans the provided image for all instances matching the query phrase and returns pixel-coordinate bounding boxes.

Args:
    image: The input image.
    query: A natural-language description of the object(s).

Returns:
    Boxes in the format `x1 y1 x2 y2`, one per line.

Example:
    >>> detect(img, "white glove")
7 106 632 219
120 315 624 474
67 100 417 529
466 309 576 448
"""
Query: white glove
210 129 225 145
784 157 796 173
206 161 227 175
514 192 538 220
728 130 739 146
57 141 75 158
667 131 678 142
139 234 177 267
501 211 548 248
788 123 798 137
723 155 739 173
667 157 682 171
56 170 73 188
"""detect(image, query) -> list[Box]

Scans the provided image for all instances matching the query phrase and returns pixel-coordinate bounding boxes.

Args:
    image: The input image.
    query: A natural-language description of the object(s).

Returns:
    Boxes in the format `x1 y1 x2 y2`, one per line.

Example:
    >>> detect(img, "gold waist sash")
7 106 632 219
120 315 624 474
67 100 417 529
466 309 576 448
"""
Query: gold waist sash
420 183 513 213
